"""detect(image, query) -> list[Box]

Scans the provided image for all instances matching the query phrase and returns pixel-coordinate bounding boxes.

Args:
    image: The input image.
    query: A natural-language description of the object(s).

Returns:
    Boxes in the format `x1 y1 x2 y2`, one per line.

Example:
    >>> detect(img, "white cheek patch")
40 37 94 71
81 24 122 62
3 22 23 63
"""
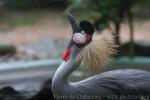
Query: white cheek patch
73 33 86 44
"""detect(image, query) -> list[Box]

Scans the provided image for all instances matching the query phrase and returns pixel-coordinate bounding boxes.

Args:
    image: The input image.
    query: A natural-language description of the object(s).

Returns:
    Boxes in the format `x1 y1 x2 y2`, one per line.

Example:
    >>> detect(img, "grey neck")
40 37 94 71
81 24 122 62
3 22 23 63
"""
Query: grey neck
52 46 81 95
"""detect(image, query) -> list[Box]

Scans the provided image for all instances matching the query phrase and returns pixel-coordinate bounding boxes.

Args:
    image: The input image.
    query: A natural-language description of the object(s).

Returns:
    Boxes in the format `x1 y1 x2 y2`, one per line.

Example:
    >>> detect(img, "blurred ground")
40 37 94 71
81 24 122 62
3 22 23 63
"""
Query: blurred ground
0 9 150 47
0 9 71 46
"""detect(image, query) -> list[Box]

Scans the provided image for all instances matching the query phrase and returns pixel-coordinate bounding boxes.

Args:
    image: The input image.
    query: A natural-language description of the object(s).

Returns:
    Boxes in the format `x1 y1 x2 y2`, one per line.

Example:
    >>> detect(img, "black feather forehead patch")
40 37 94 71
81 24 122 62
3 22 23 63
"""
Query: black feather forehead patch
79 20 95 35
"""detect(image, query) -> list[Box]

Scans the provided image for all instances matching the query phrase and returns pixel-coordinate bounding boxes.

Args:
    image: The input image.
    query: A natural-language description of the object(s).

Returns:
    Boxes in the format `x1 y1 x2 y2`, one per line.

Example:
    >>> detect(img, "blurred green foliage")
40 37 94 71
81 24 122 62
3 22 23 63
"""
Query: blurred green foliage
4 0 52 9
4 17 36 28
2 0 67 10
0 13 37 28
66 0 150 29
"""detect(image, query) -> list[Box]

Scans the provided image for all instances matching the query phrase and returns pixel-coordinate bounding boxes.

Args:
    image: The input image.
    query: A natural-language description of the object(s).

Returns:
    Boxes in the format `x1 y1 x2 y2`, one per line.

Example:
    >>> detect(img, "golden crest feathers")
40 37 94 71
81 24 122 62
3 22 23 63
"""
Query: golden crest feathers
76 29 118 72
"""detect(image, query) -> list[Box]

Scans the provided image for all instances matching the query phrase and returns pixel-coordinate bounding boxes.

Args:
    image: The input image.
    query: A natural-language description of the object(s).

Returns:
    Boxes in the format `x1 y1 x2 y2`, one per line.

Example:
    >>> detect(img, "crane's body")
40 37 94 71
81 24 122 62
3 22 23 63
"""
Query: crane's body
52 13 150 100
72 69 150 95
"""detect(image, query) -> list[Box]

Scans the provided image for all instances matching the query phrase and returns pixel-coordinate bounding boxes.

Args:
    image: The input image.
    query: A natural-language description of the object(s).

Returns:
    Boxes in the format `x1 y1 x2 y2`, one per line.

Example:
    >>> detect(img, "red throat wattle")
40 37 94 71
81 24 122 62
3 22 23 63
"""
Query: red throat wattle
85 34 92 43
62 48 72 61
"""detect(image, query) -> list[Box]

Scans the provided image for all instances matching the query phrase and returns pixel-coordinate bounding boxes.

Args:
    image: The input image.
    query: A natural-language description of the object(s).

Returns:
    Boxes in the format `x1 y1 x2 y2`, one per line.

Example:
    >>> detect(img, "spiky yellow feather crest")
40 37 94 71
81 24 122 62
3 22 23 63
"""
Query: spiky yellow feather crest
76 29 118 72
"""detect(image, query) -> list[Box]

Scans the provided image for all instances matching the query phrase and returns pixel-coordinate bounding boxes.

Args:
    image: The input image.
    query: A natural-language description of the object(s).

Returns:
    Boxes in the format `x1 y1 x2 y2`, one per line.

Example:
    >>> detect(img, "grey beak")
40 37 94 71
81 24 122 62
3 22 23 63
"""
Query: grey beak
67 13 80 33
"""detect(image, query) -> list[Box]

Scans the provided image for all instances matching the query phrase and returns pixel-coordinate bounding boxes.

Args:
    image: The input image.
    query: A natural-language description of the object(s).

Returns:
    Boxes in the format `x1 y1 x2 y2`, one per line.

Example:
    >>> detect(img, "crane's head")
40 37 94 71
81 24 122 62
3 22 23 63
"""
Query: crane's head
67 13 94 47
62 13 94 61
62 13 118 72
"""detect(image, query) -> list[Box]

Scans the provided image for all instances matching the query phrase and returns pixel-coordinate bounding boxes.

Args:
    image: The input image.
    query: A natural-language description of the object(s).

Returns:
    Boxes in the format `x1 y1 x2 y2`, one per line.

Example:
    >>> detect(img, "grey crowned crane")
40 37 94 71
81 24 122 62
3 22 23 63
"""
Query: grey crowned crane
52 13 150 100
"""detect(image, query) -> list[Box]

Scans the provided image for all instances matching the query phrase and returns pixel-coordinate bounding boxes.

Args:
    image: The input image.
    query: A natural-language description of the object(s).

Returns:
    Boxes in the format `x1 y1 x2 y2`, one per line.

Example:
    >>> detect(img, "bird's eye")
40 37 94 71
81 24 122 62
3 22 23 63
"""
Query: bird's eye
81 31 85 34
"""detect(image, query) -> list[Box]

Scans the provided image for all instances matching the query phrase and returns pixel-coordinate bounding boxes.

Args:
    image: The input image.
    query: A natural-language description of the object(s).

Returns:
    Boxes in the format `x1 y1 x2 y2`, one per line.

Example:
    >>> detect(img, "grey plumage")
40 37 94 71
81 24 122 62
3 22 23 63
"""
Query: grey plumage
72 69 150 96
